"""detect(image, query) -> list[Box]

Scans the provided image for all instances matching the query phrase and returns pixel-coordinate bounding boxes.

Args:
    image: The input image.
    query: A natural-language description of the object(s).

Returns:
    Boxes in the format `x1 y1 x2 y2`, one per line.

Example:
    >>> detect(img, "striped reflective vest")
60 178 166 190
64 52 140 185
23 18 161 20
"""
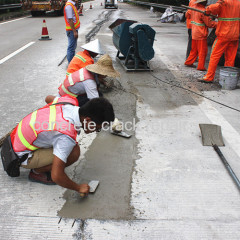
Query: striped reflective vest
66 50 94 77
10 95 79 153
64 1 80 31
58 67 95 97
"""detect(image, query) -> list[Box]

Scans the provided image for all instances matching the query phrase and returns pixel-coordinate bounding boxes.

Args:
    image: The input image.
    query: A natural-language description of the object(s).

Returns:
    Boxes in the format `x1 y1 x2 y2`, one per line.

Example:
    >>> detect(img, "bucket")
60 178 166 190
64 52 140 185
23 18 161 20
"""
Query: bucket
219 67 240 90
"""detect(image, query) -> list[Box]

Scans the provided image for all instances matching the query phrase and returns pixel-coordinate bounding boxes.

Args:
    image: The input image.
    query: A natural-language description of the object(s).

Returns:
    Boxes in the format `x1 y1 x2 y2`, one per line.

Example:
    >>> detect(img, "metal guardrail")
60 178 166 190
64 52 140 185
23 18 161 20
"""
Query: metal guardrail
126 0 186 12
0 4 22 10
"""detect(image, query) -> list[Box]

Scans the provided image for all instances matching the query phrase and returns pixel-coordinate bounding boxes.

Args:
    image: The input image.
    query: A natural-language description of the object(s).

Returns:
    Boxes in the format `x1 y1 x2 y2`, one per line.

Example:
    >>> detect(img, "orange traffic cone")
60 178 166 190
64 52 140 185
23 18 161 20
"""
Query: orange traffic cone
90 3 92 9
39 19 52 41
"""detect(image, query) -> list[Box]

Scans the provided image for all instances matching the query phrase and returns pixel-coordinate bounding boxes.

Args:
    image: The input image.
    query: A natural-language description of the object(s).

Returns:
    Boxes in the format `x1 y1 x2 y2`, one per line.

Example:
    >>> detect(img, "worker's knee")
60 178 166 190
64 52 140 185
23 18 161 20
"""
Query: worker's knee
45 95 55 104
71 144 80 163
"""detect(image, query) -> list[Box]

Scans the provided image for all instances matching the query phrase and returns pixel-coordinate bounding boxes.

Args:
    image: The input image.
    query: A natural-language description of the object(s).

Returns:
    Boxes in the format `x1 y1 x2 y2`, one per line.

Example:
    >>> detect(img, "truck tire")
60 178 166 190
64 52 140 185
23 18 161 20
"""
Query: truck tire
31 11 40 17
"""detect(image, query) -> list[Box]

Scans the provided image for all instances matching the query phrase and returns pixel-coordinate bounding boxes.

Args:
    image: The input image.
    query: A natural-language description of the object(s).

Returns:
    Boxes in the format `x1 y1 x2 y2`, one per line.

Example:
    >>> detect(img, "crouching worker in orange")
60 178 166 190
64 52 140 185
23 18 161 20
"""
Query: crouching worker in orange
46 54 120 107
185 0 217 71
200 0 240 83
1 95 114 197
66 39 104 77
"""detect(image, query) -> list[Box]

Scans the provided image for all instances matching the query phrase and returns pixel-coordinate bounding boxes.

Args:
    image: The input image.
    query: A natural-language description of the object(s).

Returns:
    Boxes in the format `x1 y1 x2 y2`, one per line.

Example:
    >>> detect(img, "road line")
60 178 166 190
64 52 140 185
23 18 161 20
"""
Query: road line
0 17 28 25
0 42 35 65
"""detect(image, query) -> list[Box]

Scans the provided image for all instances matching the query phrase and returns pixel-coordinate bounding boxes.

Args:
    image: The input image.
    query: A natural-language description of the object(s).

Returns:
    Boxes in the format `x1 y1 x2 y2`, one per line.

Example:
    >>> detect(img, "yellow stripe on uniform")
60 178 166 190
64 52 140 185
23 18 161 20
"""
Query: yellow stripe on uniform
61 84 78 97
29 110 38 137
68 74 74 86
18 121 39 151
48 98 58 130
75 54 86 63
79 68 84 81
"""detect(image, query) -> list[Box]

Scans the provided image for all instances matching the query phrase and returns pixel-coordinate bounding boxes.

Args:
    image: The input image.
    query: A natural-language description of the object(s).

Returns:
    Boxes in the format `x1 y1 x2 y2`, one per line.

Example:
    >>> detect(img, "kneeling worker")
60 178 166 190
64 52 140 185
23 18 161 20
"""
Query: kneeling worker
1 95 115 196
46 54 120 106
66 39 104 77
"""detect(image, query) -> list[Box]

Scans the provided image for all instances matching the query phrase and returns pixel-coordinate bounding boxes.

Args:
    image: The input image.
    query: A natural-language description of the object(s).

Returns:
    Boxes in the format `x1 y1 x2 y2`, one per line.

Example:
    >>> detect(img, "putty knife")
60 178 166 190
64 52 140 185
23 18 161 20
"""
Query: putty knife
110 130 132 138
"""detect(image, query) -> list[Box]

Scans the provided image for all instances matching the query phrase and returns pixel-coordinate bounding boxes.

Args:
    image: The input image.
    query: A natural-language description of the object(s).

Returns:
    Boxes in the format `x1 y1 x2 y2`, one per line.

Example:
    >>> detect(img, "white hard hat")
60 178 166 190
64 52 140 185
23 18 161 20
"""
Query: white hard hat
81 39 105 55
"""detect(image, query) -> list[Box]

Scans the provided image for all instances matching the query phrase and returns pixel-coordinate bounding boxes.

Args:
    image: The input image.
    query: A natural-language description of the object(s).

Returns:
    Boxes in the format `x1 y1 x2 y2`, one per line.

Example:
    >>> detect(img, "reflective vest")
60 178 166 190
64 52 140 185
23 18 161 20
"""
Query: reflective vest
64 1 80 31
206 0 240 41
59 67 95 97
66 50 94 76
10 95 79 153
191 4 217 40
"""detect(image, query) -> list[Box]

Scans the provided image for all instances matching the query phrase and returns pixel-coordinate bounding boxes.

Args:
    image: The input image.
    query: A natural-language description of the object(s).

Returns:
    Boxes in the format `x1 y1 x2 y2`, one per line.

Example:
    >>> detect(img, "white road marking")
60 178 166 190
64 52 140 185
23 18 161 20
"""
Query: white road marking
0 42 35 65
0 17 28 25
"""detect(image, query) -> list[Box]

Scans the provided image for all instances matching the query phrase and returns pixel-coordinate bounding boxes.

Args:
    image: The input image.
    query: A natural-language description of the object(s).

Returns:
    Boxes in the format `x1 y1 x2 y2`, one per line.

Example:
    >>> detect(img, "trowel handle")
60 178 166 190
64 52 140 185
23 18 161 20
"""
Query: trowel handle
79 193 85 197
213 144 240 190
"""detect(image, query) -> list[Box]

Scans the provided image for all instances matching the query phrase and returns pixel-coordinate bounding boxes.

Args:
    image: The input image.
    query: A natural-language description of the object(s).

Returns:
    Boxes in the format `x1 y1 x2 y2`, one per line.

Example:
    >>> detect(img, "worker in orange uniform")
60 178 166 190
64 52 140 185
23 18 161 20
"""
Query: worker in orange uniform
199 0 240 83
66 39 104 77
186 0 197 59
185 0 217 71
64 0 80 63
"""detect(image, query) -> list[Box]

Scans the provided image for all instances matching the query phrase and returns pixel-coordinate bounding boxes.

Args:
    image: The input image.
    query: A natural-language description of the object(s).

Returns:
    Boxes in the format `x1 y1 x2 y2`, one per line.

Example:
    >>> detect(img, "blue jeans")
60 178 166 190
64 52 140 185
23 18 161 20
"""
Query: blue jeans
66 30 78 63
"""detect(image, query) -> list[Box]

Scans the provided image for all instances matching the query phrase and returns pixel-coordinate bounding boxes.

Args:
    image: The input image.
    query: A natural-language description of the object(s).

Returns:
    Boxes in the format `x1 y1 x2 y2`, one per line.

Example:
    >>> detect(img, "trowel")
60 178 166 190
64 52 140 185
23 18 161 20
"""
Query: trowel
80 180 99 197
110 118 132 138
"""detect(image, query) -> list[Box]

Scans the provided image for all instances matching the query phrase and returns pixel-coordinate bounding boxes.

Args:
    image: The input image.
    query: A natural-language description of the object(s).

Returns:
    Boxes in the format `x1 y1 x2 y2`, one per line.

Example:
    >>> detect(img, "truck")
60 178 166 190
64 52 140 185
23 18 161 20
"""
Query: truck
104 0 118 9
22 0 68 16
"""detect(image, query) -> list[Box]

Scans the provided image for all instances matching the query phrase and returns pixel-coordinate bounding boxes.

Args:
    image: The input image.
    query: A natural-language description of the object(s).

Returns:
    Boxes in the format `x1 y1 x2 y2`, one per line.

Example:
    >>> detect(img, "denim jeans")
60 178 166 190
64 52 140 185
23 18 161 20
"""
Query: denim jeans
66 30 78 63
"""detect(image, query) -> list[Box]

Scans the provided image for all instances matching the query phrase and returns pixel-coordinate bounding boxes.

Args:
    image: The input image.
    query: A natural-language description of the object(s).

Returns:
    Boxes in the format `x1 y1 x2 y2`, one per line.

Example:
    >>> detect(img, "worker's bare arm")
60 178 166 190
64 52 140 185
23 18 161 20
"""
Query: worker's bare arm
68 18 78 38
51 155 89 194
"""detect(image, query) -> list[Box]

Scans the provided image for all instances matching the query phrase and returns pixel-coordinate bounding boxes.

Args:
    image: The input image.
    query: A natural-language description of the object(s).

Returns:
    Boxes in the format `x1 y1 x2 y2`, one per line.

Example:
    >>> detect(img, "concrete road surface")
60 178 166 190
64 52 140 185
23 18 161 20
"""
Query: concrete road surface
0 0 240 239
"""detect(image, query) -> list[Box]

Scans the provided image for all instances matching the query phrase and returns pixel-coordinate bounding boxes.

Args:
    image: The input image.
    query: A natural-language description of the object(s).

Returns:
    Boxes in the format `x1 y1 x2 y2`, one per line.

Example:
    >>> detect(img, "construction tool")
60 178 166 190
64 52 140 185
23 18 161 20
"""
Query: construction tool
110 118 132 138
199 124 240 190
80 180 100 197
181 5 217 18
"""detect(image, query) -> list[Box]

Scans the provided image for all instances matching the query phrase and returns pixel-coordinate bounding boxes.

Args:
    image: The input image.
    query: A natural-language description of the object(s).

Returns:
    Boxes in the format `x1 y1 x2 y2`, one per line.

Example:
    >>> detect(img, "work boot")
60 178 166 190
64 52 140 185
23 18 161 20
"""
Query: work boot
28 170 56 185
197 77 213 83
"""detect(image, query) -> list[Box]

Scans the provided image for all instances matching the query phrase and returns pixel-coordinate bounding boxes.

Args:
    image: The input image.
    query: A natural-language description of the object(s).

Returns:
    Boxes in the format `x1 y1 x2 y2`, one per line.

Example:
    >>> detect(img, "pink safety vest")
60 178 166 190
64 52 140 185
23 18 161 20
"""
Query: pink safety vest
58 67 95 97
11 95 79 153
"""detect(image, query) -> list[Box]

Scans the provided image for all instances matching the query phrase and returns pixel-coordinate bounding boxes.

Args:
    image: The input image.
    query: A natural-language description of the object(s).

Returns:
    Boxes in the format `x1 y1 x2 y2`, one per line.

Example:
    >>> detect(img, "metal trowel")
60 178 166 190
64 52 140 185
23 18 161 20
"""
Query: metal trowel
110 130 132 138
110 118 132 138
80 180 99 197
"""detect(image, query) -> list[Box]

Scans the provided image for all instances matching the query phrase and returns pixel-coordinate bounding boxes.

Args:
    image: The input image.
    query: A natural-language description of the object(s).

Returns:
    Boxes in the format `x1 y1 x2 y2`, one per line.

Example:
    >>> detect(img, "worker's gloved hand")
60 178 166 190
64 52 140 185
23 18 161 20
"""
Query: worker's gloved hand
78 183 90 197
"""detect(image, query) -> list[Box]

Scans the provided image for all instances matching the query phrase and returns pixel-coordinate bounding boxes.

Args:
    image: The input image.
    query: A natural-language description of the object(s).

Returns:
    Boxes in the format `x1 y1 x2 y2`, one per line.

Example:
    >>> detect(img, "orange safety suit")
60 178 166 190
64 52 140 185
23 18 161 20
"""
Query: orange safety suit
66 50 94 76
203 0 240 81
186 0 197 58
185 3 217 71
186 0 197 29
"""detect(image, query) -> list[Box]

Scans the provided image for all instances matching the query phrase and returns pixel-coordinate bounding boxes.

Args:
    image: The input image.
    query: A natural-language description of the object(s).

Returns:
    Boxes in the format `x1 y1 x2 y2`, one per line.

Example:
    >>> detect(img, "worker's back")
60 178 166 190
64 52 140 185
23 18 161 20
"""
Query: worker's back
207 0 240 40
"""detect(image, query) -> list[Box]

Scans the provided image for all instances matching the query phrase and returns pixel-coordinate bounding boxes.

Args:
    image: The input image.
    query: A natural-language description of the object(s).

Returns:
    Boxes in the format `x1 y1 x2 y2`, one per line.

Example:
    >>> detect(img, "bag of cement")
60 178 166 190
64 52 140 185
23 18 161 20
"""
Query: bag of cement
160 7 175 23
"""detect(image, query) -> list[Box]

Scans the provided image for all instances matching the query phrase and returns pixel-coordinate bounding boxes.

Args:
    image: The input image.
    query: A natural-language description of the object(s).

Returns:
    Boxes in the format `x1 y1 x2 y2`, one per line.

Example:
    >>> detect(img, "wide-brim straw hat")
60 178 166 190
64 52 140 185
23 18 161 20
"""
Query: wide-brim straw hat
86 54 120 78
195 0 207 4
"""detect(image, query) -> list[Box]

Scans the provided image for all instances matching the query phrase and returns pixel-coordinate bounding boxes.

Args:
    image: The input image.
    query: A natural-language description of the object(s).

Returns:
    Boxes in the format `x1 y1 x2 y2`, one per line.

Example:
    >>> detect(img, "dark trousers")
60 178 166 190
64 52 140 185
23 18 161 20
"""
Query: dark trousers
186 29 192 59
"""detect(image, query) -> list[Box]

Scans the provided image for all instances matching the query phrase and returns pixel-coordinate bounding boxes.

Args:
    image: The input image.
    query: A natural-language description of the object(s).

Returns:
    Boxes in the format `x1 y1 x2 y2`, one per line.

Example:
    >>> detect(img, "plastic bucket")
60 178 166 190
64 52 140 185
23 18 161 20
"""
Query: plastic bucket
219 67 240 90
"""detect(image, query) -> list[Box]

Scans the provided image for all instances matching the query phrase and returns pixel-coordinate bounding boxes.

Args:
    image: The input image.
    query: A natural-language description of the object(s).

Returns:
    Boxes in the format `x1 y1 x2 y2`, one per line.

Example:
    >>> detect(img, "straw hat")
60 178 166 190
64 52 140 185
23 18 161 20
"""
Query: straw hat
195 0 207 3
86 54 120 78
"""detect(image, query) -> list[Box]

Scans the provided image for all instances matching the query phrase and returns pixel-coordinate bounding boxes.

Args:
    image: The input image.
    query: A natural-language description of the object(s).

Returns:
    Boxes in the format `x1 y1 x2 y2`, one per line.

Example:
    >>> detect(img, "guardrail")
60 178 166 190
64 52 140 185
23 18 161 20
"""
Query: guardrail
126 0 186 12
0 4 22 10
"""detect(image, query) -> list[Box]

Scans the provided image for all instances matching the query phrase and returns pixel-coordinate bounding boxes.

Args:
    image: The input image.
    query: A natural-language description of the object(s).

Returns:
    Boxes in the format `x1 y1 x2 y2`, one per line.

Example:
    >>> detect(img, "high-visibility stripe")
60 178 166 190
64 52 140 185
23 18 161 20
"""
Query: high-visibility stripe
62 84 78 97
29 111 38 137
79 68 84 81
210 38 218 57
218 18 240 21
48 98 58 130
68 74 74 86
75 54 86 63
191 21 205 26
18 121 38 151
66 72 70 76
